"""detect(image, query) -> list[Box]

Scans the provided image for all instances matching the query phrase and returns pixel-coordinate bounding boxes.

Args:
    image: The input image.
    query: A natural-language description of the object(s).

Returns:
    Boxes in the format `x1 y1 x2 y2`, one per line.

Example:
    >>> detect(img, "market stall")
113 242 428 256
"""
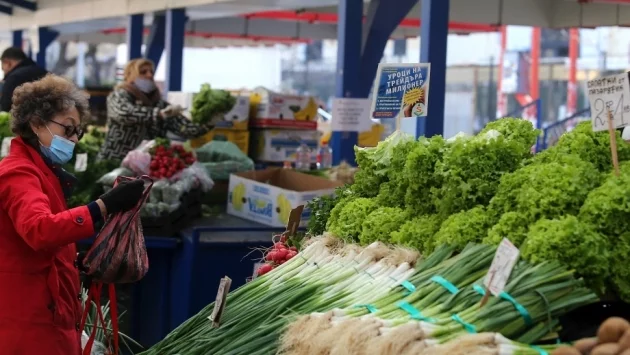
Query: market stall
131 116 630 355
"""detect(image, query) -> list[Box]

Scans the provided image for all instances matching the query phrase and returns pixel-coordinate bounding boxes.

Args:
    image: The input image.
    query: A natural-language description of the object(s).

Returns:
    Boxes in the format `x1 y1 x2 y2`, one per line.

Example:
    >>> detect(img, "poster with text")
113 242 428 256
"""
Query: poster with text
371 63 431 120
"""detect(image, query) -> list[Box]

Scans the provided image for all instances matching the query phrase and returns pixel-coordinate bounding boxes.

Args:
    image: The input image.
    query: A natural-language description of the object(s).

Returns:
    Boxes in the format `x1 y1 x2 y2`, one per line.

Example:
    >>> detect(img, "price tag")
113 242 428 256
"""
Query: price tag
331 98 372 132
1 137 14 157
484 238 520 297
74 153 88 172
208 276 232 328
587 73 630 132
286 205 304 237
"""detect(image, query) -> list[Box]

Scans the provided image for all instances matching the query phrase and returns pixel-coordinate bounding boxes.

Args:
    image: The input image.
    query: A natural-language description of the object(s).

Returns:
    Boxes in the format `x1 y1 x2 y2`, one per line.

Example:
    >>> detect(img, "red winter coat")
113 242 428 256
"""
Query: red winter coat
0 137 95 355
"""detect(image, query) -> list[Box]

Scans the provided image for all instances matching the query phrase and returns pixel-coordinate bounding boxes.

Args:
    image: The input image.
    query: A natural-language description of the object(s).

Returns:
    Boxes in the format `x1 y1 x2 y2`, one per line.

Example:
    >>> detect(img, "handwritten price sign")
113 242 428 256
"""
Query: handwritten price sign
587 73 630 132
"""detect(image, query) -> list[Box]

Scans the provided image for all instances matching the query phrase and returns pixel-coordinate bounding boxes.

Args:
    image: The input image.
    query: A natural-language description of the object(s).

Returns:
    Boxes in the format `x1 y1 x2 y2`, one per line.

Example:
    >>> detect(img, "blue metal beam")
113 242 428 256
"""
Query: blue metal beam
420 0 449 137
127 14 144 61
145 13 166 68
357 0 418 98
330 0 363 166
12 31 22 48
0 4 12 15
36 27 59 70
2 0 36 11
165 8 186 92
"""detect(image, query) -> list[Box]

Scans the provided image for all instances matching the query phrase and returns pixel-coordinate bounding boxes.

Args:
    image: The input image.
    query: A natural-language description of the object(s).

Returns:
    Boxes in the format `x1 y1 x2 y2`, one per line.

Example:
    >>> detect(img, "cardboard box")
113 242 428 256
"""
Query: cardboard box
249 87 319 130
249 129 320 163
227 168 342 227
189 129 250 154
167 91 250 131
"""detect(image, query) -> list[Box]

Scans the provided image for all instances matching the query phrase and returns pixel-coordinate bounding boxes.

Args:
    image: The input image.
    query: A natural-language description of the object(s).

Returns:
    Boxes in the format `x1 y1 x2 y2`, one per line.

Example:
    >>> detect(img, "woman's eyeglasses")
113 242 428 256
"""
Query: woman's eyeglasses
49 120 84 140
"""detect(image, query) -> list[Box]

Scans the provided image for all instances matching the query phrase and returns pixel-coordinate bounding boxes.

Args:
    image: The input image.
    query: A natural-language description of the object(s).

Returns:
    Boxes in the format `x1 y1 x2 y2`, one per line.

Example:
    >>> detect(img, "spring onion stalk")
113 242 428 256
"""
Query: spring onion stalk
142 238 596 355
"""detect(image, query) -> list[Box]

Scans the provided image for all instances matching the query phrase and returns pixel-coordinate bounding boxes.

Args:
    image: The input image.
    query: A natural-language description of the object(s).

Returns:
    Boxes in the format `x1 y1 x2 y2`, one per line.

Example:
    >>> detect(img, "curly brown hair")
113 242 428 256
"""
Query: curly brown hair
11 74 90 145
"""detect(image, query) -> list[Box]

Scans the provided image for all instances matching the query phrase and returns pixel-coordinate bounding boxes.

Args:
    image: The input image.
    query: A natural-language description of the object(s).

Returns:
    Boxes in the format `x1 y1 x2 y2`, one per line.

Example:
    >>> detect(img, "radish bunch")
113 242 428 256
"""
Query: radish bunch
256 238 299 277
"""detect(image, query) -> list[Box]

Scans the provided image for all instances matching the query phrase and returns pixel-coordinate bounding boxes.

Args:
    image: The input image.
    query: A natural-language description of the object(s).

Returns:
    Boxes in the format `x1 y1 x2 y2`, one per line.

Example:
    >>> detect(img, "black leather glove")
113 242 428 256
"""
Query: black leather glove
100 180 145 215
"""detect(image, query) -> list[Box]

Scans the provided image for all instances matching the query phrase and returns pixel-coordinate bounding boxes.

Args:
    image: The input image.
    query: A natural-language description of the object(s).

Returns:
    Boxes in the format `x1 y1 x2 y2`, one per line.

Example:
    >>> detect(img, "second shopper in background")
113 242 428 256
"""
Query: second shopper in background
98 58 213 160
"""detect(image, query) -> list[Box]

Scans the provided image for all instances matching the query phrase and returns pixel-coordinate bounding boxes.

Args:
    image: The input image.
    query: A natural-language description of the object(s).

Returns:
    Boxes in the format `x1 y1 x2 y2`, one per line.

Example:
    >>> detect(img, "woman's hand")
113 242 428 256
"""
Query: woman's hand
99 180 145 215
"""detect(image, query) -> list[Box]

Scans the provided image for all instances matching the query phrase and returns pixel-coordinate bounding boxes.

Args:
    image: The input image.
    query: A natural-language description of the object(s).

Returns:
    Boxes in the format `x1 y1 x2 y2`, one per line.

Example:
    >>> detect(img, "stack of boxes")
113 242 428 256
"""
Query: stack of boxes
248 87 320 165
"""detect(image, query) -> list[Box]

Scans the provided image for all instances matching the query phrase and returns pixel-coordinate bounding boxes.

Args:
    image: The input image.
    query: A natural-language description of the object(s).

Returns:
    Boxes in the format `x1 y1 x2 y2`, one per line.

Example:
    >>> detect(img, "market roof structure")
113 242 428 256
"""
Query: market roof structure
2 0 630 33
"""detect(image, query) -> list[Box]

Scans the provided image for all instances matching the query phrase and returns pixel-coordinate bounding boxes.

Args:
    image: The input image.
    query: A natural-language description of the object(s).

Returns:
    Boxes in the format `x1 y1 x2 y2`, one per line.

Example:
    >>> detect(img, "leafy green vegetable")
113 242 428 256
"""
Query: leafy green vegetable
190 84 236 125
306 186 350 236
483 211 532 246
521 215 610 294
0 111 12 140
432 206 494 252
328 197 378 243
433 125 537 217
489 154 601 221
532 121 630 172
579 165 630 237
391 214 442 253
480 117 541 151
403 136 447 215
610 232 630 302
359 206 407 245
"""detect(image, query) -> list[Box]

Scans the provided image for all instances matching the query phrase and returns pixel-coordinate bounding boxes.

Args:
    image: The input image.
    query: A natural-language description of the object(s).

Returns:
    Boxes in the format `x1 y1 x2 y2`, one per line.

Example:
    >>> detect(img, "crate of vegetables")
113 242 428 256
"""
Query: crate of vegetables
99 138 214 237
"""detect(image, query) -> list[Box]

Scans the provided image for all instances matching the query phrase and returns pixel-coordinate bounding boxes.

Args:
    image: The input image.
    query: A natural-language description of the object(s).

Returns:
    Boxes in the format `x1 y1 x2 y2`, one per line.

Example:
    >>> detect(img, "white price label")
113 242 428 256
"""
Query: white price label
331 98 372 132
484 238 520 296
74 153 88 172
587 73 630 132
1 137 14 157
208 276 232 328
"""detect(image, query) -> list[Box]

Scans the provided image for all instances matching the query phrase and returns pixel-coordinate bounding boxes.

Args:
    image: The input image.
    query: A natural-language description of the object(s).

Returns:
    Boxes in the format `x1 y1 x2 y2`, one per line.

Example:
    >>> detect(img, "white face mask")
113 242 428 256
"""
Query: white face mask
133 78 156 93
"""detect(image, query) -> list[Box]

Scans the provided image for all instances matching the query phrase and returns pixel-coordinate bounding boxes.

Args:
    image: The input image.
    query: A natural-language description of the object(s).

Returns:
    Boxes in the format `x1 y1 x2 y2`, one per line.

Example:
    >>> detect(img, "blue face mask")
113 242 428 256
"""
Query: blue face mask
40 126 75 164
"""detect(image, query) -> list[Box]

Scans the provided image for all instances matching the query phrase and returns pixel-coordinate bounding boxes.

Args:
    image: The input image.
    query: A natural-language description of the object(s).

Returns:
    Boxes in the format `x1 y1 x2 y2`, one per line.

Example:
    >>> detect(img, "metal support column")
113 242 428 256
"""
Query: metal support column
567 28 579 116
36 27 59 70
165 8 186 92
146 13 166 67
419 0 449 137
12 31 23 49
330 0 362 166
127 14 144 61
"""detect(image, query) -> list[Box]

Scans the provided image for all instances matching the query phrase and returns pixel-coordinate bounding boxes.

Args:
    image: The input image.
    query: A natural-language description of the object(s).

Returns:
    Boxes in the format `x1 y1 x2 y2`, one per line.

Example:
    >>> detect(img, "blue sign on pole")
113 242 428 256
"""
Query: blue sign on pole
371 63 431 120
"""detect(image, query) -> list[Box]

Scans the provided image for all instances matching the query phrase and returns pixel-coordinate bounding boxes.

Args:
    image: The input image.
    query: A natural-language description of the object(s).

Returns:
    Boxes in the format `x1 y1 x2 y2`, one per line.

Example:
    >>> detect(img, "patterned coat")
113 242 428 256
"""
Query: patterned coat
98 87 211 161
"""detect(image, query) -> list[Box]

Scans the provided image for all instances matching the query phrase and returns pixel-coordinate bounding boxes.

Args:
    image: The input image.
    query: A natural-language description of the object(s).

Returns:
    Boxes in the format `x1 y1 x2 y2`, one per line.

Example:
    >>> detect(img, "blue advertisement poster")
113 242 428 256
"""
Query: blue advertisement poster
371 63 431 120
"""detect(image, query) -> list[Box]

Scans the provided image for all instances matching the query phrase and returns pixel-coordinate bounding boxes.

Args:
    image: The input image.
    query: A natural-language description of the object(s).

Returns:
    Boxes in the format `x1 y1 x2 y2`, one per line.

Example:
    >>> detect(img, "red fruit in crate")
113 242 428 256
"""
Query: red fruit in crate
257 263 273 276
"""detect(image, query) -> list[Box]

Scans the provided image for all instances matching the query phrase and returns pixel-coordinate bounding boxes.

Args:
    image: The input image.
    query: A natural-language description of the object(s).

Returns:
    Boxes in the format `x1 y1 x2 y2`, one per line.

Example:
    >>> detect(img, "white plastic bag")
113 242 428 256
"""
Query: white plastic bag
176 161 214 192
81 331 107 355
122 150 152 176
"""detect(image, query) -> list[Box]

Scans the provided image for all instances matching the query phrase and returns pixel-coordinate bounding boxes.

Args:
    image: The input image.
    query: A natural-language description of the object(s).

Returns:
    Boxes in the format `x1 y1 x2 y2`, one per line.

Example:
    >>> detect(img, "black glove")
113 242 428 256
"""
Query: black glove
100 180 145 215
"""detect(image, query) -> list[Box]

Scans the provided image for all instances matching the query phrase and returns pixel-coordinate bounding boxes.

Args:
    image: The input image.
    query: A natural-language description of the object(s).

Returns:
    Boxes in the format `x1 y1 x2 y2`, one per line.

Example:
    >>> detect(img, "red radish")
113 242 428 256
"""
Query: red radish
276 249 289 261
265 251 277 262
289 246 298 252
279 235 288 243
279 259 286 265
273 242 287 250
286 251 298 260
257 263 273 276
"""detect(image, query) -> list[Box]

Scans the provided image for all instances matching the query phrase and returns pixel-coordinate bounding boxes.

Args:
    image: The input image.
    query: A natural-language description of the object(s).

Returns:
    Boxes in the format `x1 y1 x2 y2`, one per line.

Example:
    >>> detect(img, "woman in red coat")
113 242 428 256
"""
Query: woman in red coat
0 74 145 355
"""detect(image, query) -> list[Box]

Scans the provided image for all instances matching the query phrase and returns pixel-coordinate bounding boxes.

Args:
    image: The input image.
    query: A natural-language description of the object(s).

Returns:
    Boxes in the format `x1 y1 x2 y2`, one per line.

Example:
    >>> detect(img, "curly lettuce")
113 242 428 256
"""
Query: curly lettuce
521 215 610 294
359 207 407 245
432 206 495 252
403 135 447 215
327 197 379 243
391 214 442 253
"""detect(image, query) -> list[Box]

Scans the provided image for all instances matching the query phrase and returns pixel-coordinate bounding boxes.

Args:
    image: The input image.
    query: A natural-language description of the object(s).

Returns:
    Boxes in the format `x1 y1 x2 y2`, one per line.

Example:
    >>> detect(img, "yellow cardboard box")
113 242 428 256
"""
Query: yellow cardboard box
190 129 250 154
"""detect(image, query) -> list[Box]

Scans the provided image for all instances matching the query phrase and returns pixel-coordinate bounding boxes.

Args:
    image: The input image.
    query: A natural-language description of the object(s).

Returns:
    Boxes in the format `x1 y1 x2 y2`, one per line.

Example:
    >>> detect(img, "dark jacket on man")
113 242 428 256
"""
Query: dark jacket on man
0 58 48 112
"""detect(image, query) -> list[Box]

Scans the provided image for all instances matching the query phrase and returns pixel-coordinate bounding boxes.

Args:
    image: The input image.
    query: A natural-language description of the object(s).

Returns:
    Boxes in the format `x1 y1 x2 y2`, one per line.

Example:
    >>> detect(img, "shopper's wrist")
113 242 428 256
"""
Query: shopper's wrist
96 199 107 217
